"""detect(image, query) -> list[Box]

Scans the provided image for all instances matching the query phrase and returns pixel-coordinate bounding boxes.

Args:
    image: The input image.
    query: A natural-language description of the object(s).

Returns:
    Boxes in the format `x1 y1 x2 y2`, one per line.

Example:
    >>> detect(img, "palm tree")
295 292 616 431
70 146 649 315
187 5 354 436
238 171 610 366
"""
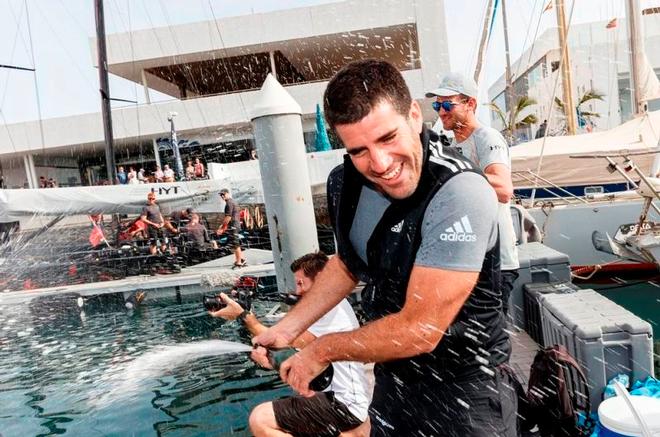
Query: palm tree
486 96 538 145
554 89 605 129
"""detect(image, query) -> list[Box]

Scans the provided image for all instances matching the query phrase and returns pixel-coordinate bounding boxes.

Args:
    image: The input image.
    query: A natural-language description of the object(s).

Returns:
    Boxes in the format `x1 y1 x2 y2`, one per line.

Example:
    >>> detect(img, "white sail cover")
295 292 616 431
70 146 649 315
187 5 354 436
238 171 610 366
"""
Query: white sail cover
0 179 228 223
511 110 660 189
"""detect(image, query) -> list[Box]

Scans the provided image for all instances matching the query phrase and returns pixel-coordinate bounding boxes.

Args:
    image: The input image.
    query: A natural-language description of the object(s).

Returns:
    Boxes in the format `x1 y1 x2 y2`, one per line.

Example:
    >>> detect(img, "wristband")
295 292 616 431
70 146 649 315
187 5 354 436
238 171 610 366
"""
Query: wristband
237 310 251 324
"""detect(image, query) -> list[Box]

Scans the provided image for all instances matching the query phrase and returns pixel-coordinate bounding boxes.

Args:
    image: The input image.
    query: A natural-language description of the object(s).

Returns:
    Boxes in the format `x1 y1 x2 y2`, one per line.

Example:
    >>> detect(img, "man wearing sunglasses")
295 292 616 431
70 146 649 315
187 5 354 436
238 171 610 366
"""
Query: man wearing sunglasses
426 72 519 316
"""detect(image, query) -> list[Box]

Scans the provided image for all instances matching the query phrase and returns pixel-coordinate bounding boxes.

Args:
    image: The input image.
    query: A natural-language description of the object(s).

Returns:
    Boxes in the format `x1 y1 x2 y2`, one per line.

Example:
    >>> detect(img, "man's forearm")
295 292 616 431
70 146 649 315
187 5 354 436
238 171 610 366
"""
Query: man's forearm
243 313 268 337
312 310 440 364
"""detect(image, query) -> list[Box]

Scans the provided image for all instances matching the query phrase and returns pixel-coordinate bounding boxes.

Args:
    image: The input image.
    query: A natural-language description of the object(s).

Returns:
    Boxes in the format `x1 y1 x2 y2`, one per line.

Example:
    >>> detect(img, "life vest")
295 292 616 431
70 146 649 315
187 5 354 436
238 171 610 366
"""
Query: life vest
328 128 509 382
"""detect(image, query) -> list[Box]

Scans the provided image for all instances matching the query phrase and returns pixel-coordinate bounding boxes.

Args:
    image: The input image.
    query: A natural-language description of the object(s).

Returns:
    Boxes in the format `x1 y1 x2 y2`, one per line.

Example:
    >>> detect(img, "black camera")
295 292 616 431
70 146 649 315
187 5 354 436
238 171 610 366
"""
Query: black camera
280 292 301 306
203 289 253 312
203 294 226 312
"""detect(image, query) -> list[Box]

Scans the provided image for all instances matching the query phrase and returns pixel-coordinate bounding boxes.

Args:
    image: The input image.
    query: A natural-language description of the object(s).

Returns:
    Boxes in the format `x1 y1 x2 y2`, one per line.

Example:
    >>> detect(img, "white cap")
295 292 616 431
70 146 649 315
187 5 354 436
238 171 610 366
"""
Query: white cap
425 72 478 99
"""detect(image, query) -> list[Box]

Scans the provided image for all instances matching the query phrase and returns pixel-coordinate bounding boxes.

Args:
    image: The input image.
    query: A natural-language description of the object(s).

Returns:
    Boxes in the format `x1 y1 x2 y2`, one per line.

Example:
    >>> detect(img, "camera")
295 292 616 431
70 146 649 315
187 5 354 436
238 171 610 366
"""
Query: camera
202 288 253 312
203 294 226 312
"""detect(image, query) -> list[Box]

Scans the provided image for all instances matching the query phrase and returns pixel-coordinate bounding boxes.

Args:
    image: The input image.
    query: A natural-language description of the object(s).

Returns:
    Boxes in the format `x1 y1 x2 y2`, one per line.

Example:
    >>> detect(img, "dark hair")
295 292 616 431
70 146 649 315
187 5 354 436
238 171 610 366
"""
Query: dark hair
290 251 329 280
323 59 412 129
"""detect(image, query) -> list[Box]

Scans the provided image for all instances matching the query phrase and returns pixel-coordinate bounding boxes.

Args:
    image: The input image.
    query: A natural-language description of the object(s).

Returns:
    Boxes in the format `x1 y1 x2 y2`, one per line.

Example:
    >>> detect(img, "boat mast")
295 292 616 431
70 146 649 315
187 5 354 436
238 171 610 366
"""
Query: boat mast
555 0 577 134
473 0 496 83
501 0 515 141
94 0 116 185
626 0 648 116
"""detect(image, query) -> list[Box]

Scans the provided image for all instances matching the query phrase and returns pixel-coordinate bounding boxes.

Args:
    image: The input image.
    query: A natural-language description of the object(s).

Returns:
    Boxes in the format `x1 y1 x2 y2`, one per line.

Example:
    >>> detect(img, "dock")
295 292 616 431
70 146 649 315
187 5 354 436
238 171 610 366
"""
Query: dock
0 248 275 305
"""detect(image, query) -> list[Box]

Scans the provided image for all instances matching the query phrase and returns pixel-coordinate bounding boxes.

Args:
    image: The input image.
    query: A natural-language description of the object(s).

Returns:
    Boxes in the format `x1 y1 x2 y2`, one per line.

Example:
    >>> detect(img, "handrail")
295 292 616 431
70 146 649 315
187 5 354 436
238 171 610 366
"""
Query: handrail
513 170 589 204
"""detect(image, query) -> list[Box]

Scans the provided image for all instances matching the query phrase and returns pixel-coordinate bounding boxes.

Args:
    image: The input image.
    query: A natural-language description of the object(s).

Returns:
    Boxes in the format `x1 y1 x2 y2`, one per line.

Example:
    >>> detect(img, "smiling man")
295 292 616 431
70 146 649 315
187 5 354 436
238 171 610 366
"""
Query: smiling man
253 60 516 436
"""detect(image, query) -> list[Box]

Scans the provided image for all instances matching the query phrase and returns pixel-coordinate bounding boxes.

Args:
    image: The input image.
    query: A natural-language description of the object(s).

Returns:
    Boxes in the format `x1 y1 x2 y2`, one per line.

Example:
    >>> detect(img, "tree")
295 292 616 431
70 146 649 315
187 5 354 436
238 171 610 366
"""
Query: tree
486 96 538 145
554 89 605 130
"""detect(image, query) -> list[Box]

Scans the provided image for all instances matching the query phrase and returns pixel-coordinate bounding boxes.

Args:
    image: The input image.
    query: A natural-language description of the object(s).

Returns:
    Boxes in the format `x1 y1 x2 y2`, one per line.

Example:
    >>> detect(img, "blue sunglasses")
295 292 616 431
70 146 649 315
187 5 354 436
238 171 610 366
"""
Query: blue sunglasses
432 100 462 112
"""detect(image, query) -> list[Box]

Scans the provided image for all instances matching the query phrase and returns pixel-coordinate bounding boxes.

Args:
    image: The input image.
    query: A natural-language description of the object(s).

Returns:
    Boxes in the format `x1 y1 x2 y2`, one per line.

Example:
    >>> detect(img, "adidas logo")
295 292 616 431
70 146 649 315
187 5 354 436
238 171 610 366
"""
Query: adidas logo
391 220 404 233
440 215 477 242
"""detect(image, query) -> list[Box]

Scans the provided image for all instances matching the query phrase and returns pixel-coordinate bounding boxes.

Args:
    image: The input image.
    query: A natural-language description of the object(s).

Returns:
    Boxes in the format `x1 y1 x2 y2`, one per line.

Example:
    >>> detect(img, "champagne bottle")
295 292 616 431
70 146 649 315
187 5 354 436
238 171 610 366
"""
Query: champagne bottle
267 347 333 391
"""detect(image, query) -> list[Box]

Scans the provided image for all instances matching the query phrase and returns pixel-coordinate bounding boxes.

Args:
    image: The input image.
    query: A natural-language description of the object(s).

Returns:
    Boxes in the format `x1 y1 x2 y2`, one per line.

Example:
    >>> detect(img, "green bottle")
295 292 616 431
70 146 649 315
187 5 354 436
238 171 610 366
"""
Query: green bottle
267 347 334 391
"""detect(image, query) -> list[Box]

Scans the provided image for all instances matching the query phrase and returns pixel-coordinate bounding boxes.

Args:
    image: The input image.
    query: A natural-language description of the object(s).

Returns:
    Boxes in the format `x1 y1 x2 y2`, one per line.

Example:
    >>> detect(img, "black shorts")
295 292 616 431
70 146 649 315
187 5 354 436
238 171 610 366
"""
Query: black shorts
273 391 363 437
369 366 517 437
147 226 164 244
224 227 240 249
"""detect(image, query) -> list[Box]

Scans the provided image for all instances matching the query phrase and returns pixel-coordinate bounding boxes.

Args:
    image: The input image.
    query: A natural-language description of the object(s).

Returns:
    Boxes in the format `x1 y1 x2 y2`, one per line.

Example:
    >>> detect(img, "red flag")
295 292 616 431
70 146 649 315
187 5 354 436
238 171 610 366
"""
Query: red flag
543 1 553 13
606 18 617 29
89 225 105 247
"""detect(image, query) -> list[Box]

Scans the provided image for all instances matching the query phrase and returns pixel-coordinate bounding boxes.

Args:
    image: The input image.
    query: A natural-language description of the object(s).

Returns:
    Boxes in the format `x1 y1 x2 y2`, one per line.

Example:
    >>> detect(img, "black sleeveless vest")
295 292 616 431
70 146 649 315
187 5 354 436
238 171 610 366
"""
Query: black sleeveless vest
327 129 510 382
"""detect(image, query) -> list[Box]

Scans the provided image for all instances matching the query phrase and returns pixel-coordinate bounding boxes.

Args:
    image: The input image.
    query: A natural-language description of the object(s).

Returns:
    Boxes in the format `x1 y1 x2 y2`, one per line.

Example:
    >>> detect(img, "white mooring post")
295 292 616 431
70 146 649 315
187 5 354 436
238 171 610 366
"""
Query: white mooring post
250 74 320 294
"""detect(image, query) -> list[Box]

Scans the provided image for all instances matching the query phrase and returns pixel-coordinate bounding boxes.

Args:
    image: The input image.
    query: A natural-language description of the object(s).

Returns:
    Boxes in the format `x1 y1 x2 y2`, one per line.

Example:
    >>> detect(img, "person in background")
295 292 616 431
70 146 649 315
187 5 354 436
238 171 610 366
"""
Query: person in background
137 168 146 183
211 252 370 437
251 60 516 437
535 119 548 139
163 164 175 182
38 176 47 188
194 157 205 179
183 213 216 249
426 72 519 316
185 160 195 180
140 192 167 255
116 166 128 185
154 165 164 183
216 188 245 268
128 167 139 185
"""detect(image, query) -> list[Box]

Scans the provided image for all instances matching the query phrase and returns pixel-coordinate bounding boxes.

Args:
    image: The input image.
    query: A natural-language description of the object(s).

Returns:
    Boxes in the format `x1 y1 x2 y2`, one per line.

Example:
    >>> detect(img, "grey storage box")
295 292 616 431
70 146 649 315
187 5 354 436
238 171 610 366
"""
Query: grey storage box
509 242 572 329
523 281 578 345
540 289 654 411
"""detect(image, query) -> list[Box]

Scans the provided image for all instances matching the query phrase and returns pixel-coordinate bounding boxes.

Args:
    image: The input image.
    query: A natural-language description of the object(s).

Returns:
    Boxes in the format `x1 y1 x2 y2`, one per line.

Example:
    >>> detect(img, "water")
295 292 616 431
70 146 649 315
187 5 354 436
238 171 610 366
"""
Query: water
0 291 292 436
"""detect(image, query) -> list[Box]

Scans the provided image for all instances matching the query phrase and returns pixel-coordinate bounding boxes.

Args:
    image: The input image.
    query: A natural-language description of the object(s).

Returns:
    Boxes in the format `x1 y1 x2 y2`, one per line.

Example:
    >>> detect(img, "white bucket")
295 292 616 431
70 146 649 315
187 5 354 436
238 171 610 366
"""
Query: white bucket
598 396 660 436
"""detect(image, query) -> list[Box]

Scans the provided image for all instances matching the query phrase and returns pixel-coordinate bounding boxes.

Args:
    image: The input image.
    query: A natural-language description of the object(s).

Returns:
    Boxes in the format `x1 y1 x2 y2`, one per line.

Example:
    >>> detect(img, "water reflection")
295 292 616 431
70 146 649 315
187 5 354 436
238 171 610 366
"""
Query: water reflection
0 290 290 436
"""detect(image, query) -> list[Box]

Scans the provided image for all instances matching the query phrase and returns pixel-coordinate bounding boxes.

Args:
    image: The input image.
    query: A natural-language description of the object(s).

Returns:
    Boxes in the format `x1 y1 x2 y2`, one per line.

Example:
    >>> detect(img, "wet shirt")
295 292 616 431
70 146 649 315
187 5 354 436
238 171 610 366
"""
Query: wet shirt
454 125 520 270
224 198 240 229
141 204 163 225
349 172 498 271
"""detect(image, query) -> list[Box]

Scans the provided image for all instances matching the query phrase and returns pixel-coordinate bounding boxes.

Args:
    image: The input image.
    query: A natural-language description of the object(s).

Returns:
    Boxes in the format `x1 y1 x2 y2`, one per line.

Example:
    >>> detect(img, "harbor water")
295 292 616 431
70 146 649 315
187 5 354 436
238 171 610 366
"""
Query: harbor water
0 291 291 436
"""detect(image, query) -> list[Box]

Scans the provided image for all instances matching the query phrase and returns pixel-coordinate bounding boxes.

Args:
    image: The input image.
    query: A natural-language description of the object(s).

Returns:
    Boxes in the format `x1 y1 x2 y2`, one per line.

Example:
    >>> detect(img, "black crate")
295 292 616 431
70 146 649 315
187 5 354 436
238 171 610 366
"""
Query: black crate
523 281 578 345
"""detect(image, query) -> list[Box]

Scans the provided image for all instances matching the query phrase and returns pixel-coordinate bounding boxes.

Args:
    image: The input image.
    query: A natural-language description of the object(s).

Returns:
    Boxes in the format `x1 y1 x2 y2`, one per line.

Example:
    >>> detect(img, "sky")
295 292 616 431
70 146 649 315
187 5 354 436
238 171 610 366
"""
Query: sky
0 0 651 125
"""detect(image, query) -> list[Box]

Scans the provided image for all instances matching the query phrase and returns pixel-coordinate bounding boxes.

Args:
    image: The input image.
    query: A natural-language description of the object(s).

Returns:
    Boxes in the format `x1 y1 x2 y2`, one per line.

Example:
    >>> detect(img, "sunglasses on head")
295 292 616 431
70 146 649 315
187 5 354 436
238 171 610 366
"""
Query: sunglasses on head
432 100 463 112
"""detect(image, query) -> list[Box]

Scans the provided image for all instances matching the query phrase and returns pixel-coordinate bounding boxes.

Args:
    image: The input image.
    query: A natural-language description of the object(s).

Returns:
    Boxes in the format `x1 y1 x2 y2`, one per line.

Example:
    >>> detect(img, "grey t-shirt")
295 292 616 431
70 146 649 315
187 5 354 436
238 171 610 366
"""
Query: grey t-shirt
141 204 163 225
454 125 520 270
349 172 498 271
224 198 240 229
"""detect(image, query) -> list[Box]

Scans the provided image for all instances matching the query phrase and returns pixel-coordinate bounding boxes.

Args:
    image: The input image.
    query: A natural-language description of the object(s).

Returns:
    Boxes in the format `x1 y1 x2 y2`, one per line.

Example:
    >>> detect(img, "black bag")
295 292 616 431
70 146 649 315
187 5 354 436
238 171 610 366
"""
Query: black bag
526 345 595 437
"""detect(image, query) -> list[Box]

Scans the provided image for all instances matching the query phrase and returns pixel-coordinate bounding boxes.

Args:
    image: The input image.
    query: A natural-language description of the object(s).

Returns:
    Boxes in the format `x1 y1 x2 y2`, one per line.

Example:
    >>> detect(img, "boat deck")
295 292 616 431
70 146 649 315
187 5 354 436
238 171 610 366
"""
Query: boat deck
0 248 274 305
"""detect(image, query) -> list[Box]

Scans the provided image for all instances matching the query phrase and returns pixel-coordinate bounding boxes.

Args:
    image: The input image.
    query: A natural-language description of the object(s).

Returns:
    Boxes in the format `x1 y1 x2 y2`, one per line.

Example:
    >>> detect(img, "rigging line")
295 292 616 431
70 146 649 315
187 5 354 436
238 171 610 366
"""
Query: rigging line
530 0 578 202
30 1 98 95
126 0 143 154
512 0 541 81
0 0 28 120
24 0 47 154
206 0 250 123
139 3 170 133
143 1 205 137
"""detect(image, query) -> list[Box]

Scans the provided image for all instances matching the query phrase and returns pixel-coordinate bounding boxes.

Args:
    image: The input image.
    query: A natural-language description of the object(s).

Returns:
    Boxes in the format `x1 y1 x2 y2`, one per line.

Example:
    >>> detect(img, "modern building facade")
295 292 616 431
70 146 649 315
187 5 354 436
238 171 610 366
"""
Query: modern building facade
488 9 660 143
0 0 449 189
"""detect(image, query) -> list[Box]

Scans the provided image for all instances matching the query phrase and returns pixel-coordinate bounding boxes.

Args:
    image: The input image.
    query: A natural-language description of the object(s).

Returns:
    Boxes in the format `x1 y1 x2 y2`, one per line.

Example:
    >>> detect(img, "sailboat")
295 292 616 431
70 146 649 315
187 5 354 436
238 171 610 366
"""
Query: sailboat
493 0 660 274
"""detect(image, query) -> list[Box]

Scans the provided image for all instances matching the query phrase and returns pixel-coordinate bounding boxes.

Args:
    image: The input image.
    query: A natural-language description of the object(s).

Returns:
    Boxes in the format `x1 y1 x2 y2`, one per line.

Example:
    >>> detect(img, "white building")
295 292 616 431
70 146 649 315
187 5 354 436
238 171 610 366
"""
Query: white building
488 8 660 142
0 0 449 189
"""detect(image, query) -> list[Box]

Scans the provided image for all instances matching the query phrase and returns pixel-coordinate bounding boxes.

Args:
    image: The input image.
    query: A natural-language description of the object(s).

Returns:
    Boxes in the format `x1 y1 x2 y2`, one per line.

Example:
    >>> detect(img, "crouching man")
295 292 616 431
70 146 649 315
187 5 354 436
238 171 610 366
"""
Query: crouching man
210 252 370 436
